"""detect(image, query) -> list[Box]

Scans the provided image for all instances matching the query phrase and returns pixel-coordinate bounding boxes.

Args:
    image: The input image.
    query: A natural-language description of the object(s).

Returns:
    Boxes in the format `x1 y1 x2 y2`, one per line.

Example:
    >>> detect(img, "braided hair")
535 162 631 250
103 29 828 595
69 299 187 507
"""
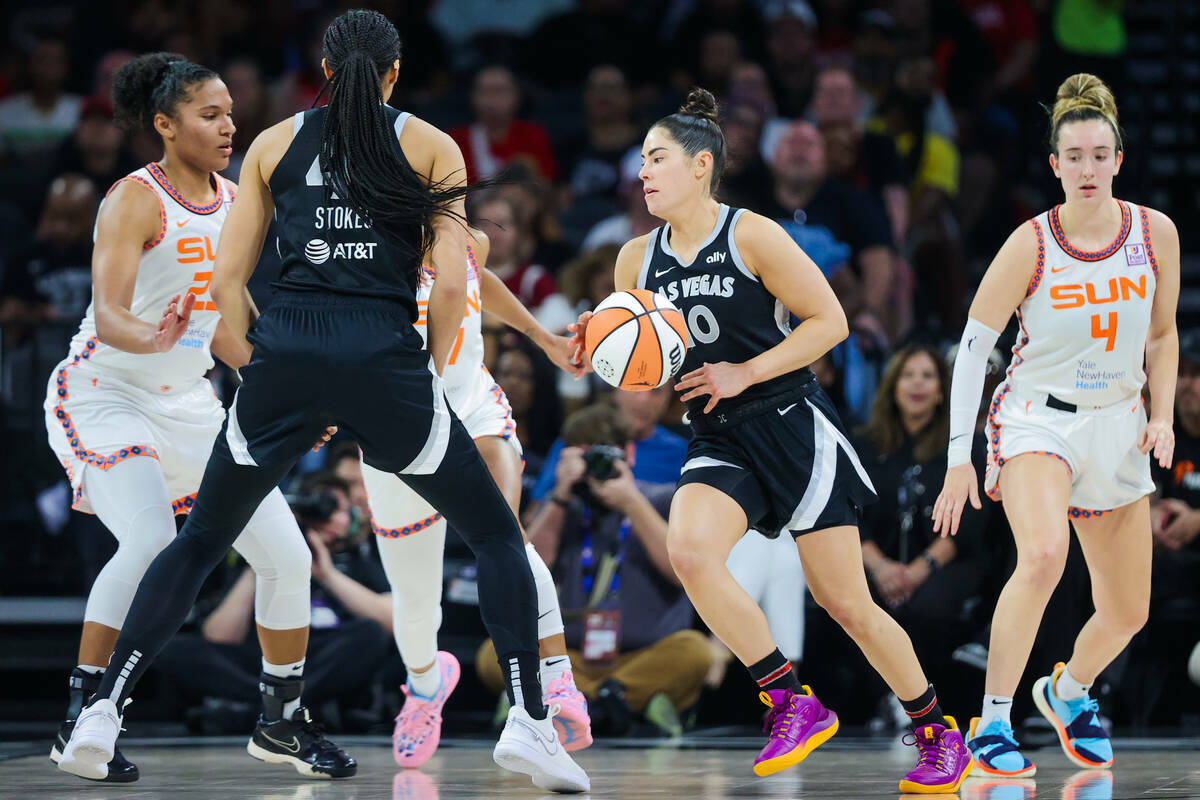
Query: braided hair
319 10 470 286
112 53 218 134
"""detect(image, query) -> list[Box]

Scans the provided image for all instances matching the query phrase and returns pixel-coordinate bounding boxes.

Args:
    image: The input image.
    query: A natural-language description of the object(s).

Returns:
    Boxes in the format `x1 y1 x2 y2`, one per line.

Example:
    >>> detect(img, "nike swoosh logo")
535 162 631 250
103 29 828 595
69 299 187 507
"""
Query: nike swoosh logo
655 266 676 278
950 434 968 442
176 219 190 228
538 610 554 619
261 731 301 753
778 403 797 416
544 658 567 667
1050 265 1070 273
989 698 1011 705
515 719 559 756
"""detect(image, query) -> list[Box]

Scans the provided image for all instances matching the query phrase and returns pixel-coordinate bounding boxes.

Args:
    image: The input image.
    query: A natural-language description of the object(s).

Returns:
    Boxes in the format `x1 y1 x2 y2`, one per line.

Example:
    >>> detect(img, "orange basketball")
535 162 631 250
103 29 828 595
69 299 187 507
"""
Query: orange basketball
585 289 689 391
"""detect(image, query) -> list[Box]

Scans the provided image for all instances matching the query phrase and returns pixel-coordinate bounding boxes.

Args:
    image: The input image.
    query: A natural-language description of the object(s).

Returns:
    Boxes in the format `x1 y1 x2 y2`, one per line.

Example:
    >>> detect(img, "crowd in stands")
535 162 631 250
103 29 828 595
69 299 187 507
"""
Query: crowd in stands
1 0 1197 735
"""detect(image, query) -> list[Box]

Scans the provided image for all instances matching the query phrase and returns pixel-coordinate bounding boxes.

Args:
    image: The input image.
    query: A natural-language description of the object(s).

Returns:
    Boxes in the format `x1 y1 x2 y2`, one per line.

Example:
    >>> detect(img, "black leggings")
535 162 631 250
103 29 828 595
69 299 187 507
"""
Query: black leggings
94 294 541 713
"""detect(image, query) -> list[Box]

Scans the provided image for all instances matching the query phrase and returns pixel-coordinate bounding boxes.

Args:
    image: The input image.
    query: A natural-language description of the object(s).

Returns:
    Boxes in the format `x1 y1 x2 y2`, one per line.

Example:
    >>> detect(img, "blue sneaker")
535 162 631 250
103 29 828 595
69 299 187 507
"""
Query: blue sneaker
1032 662 1112 769
966 716 1036 777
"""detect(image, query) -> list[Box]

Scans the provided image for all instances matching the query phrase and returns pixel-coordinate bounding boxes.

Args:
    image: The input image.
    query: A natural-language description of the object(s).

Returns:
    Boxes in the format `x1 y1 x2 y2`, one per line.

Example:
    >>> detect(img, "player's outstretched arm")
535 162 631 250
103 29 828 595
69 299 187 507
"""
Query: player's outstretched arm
566 235 648 372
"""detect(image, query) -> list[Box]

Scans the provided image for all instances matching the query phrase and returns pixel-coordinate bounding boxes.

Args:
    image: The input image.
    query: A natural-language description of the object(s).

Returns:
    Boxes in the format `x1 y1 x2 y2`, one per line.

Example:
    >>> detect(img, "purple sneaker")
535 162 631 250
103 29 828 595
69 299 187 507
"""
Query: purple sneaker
752 686 839 777
899 715 974 793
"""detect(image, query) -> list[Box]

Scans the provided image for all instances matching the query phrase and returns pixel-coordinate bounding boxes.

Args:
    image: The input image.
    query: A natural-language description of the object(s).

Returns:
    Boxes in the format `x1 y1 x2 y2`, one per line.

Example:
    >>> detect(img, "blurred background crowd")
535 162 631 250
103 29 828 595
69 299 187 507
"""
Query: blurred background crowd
1 0 1198 741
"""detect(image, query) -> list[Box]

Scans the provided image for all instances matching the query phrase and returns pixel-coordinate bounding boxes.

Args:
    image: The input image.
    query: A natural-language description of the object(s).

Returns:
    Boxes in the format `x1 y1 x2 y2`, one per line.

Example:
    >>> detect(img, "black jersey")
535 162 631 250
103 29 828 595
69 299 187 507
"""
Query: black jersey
638 204 814 418
269 106 421 316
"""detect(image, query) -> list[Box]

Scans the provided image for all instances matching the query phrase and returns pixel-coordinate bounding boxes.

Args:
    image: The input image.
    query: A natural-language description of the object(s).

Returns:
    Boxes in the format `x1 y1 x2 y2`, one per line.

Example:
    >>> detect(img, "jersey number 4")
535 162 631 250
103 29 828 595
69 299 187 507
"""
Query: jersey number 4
1091 312 1117 352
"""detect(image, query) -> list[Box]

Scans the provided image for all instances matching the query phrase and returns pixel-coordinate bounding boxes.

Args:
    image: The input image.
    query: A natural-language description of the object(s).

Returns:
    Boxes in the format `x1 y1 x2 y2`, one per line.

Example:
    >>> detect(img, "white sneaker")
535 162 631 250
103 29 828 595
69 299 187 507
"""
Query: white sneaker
493 704 590 793
58 698 122 779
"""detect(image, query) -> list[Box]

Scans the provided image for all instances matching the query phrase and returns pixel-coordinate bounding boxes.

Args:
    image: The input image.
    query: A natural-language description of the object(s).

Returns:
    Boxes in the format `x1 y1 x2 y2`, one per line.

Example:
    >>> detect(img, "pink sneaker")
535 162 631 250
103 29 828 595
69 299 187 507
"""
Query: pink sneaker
545 671 592 751
393 651 460 768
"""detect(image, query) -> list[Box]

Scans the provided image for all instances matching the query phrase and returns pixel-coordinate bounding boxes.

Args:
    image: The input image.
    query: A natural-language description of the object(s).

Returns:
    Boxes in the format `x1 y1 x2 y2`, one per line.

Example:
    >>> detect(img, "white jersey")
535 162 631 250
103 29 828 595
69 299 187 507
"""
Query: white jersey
66 163 235 393
414 243 492 415
1004 200 1157 409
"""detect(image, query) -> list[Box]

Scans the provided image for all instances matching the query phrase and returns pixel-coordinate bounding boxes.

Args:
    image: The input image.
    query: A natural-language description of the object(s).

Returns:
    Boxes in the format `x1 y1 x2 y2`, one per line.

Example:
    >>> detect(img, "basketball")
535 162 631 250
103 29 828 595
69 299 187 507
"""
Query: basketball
585 289 689 391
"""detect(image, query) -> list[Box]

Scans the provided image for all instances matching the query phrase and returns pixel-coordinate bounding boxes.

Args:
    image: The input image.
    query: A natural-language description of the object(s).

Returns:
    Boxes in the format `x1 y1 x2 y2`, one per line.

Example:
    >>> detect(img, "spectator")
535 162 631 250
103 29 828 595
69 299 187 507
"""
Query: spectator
559 65 641 210
492 341 565 473
762 0 820 117
763 121 895 339
580 148 663 252
522 0 656 89
0 174 97 332
811 65 909 245
156 473 392 732
450 65 558 183
718 97 775 214
558 245 619 319
468 191 560 314
854 344 989 713
327 441 370 526
478 403 711 735
691 30 744 98
221 58 272 180
495 163 575 276
668 0 767 83
0 35 81 164
52 98 138 193
532 384 688 504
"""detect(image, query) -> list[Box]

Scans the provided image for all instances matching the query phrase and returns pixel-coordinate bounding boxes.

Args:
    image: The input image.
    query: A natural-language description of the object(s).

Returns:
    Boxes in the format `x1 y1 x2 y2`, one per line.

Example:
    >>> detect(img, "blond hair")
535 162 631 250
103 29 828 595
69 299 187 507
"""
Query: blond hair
1049 73 1122 153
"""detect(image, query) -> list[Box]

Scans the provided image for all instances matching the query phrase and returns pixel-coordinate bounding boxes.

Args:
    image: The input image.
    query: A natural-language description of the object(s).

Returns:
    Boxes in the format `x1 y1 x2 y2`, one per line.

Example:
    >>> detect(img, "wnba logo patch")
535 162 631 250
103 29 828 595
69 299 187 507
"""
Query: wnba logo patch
305 239 331 264
1124 243 1148 267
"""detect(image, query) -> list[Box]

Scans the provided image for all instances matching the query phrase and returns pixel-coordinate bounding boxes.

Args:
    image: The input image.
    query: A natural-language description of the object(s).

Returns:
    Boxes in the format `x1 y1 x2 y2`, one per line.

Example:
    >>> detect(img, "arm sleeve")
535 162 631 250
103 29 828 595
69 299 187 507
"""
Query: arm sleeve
948 317 1001 466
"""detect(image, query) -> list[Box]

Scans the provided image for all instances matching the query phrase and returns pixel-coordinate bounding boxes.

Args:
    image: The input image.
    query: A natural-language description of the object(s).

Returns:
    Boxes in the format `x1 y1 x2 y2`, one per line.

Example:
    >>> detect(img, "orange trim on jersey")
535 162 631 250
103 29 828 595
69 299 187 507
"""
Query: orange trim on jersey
372 512 442 538
1026 218 1046 298
485 365 517 442
172 493 197 515
107 175 167 251
53 338 161 505
145 162 224 215
1138 206 1159 278
1048 201 1131 262
1068 506 1112 519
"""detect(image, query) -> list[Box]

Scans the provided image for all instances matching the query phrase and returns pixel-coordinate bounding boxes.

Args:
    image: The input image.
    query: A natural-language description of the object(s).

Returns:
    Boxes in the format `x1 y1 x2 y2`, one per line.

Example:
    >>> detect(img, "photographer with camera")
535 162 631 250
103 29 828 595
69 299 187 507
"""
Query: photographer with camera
155 472 392 732
475 403 711 738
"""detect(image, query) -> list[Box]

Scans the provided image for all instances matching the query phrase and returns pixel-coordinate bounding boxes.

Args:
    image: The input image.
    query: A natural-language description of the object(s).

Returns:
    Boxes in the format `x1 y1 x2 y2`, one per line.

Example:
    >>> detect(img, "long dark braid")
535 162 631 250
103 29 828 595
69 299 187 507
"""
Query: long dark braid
319 10 470 287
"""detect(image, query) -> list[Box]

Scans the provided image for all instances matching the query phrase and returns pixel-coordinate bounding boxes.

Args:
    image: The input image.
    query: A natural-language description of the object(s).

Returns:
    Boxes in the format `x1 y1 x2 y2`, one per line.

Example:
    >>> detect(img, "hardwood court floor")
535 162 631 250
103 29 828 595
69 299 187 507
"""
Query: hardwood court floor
2 735 1198 799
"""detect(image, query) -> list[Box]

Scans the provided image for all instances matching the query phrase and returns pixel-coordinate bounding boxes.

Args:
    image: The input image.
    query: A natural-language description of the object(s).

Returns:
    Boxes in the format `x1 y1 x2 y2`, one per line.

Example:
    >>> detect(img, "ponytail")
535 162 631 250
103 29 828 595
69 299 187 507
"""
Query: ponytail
320 9 471 289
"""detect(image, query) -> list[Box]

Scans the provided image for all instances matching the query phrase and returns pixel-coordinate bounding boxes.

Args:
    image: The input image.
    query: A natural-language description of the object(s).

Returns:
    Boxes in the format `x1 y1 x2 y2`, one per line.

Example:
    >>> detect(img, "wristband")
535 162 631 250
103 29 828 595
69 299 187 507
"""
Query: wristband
948 317 1001 466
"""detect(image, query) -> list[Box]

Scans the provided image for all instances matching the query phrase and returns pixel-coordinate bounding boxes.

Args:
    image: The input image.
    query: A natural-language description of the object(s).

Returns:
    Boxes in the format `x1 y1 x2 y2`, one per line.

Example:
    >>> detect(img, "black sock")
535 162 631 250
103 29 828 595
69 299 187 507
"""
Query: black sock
500 650 546 719
748 648 802 693
259 673 303 722
901 684 947 729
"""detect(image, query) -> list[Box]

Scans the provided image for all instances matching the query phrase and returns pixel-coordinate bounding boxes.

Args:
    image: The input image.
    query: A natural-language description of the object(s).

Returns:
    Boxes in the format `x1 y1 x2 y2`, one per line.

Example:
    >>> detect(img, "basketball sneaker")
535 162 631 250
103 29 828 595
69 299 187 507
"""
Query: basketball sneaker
247 706 357 778
899 715 974 793
752 686 839 777
961 777 1037 800
1032 662 1113 769
493 704 590 793
50 668 138 782
545 671 592 751
393 651 460 768
967 716 1036 777
56 698 123 779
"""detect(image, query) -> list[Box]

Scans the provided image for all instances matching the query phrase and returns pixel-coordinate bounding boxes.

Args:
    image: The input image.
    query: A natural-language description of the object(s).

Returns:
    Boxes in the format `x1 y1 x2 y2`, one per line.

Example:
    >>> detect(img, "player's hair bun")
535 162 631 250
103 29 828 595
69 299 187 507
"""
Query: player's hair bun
1048 73 1122 152
679 88 720 124
112 52 187 133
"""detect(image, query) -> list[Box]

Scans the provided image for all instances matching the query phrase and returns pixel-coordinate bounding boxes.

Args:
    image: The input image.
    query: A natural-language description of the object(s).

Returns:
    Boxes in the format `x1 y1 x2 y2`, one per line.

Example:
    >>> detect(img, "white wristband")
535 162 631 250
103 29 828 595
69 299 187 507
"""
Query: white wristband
948 318 1001 466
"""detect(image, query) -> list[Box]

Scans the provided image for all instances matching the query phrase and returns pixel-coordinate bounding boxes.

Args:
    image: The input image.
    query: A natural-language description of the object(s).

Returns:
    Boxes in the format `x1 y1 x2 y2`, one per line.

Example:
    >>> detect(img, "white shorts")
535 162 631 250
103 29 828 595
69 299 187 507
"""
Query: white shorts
44 356 225 515
984 385 1154 518
362 383 522 537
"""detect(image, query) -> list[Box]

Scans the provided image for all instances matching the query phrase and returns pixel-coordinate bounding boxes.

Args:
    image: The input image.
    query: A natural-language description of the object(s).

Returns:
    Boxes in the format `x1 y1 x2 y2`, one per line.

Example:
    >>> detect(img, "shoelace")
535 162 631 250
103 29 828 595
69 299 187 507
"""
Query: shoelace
903 729 948 771
764 697 799 740
294 713 339 753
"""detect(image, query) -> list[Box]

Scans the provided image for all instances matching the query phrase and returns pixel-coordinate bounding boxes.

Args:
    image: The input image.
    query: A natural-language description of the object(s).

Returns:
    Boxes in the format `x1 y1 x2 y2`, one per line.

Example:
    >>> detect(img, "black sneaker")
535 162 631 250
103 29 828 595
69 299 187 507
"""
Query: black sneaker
246 706 357 778
50 668 139 782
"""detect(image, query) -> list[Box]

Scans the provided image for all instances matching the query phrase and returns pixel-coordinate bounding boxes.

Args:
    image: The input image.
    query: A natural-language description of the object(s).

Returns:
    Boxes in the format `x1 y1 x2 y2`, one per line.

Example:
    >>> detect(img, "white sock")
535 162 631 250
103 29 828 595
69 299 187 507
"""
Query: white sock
1054 665 1090 701
76 664 105 676
408 660 442 699
262 658 305 718
526 543 564 641
541 655 573 690
980 694 1013 730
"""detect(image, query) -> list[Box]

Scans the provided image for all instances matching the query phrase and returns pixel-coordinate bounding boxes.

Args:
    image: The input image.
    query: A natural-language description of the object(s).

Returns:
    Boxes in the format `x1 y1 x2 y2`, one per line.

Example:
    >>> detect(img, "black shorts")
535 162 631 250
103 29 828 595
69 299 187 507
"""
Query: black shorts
224 291 465 475
677 385 877 538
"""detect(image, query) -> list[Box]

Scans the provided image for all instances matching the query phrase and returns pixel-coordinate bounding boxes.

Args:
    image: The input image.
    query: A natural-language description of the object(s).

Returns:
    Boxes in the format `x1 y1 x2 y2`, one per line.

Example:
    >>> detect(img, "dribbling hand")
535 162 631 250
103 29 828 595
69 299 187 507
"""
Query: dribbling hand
675 361 752 414
932 463 981 538
153 293 196 353
541 330 588 378
566 310 594 374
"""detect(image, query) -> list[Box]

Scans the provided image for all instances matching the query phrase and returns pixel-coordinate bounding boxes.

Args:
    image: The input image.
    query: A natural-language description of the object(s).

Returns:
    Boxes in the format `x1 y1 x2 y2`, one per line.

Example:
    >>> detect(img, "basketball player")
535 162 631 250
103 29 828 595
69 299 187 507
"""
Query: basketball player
59 11 588 793
364 231 592 767
934 74 1179 775
569 89 972 793
48 52 349 782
